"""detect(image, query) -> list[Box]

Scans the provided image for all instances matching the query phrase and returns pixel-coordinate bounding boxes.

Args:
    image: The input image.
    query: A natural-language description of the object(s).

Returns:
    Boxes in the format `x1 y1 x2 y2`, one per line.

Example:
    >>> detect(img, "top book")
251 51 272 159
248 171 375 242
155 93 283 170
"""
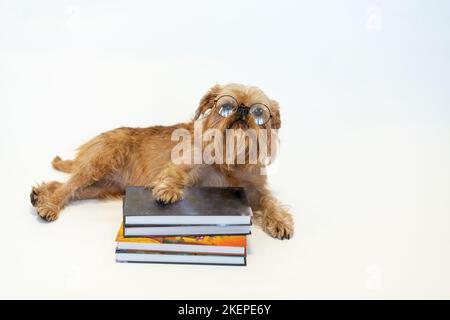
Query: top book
123 186 253 226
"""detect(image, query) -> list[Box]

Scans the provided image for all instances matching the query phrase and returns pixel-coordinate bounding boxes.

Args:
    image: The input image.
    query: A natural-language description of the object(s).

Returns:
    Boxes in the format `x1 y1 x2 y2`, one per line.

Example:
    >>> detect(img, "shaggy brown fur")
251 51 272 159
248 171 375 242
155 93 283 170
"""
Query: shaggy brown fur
30 83 294 239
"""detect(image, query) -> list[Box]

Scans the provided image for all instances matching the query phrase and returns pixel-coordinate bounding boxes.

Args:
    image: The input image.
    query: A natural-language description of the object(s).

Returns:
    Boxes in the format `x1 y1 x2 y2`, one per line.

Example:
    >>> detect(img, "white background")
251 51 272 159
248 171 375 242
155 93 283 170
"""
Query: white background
1 0 450 299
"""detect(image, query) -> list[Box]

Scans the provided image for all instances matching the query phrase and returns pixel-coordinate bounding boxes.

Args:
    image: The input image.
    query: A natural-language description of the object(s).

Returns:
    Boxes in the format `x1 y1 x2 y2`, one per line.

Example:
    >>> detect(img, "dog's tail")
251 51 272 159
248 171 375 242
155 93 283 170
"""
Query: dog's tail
52 156 75 173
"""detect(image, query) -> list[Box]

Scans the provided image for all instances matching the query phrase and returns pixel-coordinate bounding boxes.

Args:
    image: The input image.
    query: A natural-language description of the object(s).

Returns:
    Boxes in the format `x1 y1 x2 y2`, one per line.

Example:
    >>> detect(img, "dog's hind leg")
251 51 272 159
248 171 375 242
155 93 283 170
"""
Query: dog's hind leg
32 128 132 221
73 181 124 201
35 149 123 221
35 167 110 221
30 181 62 207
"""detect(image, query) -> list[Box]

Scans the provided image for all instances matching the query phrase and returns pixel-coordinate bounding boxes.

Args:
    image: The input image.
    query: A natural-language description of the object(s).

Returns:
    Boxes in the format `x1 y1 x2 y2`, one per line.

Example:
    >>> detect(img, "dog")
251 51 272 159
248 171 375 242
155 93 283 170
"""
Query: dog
30 83 294 239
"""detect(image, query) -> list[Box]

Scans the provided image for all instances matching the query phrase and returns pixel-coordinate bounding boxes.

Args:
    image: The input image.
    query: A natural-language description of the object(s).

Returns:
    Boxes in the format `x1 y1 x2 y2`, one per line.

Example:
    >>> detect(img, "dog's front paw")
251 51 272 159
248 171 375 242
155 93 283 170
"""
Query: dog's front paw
152 185 184 204
36 202 60 222
261 210 294 240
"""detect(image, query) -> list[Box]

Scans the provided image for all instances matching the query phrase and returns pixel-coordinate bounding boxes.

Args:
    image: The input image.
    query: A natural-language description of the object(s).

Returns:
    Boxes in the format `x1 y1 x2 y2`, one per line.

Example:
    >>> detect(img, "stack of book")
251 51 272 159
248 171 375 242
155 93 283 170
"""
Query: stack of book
115 186 252 266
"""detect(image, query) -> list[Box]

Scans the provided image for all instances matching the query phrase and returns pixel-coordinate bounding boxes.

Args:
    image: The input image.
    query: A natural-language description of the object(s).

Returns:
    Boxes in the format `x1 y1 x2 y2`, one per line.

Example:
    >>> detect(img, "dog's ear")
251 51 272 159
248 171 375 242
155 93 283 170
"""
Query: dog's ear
270 100 281 129
194 84 222 120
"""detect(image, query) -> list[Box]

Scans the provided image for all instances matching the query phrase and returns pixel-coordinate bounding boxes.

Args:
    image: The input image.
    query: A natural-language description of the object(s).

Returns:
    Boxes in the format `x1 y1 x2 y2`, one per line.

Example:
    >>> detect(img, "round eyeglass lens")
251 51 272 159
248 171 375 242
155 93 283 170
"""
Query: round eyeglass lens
216 96 238 117
249 104 271 125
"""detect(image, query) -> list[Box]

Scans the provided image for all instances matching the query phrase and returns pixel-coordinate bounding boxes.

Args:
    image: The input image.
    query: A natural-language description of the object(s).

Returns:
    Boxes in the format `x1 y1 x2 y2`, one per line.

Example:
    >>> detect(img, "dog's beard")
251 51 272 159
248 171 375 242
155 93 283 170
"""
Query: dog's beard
228 118 249 130
205 114 254 132
202 115 276 167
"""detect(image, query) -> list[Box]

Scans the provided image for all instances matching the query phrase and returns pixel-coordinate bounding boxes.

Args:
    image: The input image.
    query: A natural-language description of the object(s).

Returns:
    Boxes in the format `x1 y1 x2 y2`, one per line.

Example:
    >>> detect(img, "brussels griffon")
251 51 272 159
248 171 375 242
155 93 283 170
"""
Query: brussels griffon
30 83 294 239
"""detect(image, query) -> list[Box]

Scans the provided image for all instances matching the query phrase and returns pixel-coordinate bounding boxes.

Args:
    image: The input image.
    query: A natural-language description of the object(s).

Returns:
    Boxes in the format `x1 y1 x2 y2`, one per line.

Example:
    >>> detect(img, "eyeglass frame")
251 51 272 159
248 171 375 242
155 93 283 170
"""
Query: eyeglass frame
212 95 273 125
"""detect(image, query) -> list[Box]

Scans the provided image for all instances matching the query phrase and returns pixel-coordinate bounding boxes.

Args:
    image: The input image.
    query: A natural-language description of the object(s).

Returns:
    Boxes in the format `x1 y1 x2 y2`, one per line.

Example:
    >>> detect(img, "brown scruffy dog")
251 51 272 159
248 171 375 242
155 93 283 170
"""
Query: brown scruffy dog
30 83 294 239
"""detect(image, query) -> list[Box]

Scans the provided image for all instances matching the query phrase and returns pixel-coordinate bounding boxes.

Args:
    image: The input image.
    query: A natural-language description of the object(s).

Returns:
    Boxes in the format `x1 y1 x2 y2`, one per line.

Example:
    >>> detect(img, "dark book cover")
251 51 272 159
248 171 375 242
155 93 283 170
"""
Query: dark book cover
123 186 253 226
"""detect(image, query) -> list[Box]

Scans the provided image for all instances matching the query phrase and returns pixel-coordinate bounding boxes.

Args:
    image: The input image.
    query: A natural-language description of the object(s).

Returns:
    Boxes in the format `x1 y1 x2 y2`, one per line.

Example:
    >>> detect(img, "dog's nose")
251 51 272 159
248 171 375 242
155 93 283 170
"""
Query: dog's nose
236 105 249 116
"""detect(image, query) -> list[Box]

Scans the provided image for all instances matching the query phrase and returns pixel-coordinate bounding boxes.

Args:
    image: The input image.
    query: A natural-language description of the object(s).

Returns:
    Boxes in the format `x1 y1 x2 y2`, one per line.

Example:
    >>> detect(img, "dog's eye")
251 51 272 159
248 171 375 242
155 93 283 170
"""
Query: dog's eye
219 103 234 117
249 104 271 125
216 96 238 117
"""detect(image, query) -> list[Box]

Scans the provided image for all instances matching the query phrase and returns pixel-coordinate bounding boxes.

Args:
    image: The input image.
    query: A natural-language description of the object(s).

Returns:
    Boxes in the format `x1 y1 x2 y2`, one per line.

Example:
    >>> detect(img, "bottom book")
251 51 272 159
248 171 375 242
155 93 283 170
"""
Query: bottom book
116 250 246 266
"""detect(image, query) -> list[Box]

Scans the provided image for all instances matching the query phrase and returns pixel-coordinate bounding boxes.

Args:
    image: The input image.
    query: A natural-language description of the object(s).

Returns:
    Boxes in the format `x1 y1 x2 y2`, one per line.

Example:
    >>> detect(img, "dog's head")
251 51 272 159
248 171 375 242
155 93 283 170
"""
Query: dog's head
193 83 281 168
194 83 281 130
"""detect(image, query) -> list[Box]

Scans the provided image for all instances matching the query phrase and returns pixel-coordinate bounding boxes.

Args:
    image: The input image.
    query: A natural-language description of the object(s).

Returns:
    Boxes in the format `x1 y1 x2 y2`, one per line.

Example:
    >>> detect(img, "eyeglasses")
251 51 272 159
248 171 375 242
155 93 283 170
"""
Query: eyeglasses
213 95 272 125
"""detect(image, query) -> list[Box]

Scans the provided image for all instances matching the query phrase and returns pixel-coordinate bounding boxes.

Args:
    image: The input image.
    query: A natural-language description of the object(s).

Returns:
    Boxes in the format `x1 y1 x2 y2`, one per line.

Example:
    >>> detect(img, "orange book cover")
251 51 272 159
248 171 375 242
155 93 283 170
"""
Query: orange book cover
116 224 246 248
